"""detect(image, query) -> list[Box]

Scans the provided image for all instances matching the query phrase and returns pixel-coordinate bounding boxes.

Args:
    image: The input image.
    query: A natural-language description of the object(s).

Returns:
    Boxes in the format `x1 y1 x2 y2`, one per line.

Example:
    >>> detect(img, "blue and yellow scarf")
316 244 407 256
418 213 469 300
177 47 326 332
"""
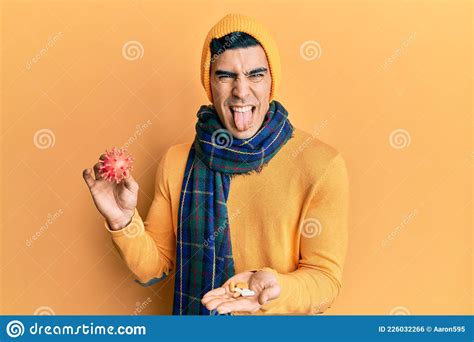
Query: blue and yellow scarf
173 100 294 315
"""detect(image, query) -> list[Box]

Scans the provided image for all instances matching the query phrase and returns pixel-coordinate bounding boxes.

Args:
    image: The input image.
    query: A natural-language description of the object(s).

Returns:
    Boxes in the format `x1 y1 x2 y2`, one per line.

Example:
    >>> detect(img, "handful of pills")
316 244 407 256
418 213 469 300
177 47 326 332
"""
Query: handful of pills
229 281 255 298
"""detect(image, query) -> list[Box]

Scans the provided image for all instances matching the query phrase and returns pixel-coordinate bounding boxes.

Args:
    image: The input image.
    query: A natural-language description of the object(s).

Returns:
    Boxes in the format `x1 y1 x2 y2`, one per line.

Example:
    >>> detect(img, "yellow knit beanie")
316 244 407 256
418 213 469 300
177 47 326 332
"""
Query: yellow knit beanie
200 13 281 103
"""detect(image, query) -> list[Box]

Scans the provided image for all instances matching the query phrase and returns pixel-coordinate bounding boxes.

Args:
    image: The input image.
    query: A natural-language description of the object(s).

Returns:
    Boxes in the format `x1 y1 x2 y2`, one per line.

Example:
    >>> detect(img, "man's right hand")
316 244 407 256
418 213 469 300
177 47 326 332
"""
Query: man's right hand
82 154 139 230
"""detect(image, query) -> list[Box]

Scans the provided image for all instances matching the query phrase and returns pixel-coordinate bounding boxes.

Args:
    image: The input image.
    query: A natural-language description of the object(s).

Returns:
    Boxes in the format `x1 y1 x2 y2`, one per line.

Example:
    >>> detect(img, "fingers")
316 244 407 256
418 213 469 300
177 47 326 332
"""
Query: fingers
83 154 106 188
202 271 255 312
202 287 227 300
203 297 234 311
202 293 227 303
202 294 229 307
93 162 102 180
82 168 95 188
258 284 280 305
215 297 258 314
202 286 232 311
124 173 139 192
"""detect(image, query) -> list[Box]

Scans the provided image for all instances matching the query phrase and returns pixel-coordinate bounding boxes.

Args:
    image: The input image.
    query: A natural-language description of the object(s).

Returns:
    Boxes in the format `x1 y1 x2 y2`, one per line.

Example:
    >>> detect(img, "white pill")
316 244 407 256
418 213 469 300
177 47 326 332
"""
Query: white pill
234 287 243 293
241 289 255 297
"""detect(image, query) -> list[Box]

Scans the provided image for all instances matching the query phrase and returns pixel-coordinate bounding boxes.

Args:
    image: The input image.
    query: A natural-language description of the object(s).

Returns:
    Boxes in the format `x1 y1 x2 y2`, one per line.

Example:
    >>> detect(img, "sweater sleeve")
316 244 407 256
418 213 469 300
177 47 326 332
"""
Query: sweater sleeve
260 153 349 314
104 149 176 286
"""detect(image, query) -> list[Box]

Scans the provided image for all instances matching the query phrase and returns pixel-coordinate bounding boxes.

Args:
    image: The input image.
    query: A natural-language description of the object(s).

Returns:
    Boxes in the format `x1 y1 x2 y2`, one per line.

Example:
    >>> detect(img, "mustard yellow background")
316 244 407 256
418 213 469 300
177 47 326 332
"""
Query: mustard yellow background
1 0 472 315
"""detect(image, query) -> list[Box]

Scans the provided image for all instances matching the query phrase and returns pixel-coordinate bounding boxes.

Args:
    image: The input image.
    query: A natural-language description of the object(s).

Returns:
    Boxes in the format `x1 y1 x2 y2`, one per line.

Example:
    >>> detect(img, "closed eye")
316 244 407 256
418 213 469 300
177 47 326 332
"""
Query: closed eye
248 73 265 81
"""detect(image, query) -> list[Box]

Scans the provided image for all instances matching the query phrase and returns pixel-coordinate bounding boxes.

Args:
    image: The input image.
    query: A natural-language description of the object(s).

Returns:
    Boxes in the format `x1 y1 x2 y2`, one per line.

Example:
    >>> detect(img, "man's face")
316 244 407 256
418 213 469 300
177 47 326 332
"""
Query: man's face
210 45 272 140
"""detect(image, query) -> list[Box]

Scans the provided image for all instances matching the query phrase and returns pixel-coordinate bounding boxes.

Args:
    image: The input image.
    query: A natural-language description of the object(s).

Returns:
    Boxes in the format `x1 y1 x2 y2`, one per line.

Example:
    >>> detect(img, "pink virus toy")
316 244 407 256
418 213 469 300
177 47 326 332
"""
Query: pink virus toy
98 147 134 183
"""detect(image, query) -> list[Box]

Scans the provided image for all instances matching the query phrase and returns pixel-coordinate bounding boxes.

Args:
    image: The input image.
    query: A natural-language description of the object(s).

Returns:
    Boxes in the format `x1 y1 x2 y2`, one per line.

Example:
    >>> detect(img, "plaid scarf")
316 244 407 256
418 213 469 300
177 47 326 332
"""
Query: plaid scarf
172 100 294 315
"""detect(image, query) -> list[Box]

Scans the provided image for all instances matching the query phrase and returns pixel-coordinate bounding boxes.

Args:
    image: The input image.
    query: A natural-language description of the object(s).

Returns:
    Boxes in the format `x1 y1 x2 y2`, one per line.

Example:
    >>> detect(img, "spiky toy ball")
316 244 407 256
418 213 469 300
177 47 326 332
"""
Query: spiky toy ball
98 147 134 183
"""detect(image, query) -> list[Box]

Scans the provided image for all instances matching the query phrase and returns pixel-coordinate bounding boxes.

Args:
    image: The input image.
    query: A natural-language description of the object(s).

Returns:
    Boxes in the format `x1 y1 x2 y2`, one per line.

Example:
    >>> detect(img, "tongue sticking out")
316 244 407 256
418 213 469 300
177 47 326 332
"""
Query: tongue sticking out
233 108 253 131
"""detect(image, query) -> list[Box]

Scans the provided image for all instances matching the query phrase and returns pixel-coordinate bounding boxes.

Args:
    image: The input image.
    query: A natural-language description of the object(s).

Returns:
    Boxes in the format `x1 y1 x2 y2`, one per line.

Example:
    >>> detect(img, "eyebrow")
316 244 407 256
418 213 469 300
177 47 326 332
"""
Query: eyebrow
214 67 268 77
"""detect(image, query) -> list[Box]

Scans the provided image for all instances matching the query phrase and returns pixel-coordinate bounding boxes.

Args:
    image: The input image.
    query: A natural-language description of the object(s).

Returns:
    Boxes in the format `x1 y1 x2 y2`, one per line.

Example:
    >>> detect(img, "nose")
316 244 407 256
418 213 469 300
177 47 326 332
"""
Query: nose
231 77 250 101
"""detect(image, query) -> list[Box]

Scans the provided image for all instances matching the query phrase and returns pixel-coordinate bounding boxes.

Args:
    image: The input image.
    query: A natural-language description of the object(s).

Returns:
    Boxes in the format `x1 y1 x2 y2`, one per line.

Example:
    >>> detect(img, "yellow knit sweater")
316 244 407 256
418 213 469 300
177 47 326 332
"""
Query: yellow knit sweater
106 127 349 315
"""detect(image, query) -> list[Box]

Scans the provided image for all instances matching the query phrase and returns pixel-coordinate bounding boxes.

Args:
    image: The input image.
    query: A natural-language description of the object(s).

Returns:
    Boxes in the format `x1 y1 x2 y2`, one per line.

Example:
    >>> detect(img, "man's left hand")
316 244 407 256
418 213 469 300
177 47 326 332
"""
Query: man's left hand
201 270 281 314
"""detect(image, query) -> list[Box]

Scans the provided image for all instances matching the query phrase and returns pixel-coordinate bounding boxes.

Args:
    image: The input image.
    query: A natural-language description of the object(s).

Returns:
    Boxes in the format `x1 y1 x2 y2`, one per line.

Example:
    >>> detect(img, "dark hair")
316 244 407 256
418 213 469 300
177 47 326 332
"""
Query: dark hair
210 31 261 62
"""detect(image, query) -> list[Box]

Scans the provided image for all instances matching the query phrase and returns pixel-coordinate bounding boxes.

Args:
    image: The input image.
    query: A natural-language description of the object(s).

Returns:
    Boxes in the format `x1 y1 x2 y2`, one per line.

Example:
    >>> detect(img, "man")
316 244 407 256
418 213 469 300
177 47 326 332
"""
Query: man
82 14 349 315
